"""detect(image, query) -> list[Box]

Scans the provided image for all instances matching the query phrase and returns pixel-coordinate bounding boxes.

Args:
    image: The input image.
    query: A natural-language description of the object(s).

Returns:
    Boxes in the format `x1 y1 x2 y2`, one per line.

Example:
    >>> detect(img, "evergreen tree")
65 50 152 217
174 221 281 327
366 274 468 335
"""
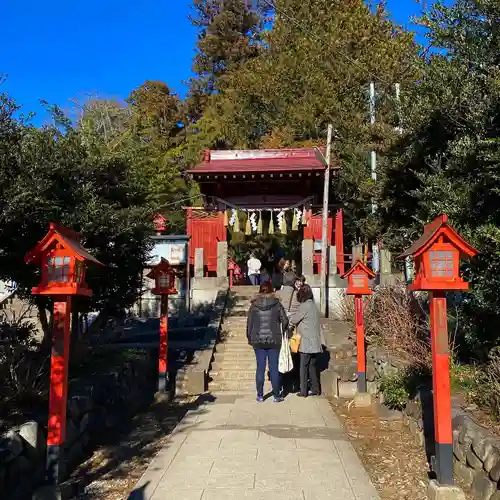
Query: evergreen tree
186 0 268 120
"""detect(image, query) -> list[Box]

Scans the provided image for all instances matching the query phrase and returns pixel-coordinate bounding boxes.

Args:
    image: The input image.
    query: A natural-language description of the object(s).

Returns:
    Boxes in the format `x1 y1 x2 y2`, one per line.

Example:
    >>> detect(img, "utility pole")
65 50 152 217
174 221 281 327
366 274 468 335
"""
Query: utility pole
320 124 333 316
394 82 413 283
369 82 380 275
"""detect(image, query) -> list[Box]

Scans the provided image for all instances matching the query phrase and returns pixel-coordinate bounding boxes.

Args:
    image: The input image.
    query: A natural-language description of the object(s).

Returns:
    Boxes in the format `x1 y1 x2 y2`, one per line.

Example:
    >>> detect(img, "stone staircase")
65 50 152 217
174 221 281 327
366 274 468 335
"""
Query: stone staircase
209 286 261 393
207 287 378 398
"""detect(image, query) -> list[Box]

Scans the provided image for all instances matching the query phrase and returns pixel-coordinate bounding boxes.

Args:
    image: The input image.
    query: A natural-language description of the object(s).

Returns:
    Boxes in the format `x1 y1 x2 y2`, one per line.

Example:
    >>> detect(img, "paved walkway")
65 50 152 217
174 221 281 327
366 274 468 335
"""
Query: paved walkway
131 393 380 500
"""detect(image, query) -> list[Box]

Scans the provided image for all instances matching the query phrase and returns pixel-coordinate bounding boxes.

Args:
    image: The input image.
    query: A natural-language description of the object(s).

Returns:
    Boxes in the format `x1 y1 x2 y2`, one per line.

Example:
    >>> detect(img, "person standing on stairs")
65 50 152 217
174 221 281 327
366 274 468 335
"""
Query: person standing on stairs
247 253 262 286
290 284 323 397
246 281 290 403
276 270 302 394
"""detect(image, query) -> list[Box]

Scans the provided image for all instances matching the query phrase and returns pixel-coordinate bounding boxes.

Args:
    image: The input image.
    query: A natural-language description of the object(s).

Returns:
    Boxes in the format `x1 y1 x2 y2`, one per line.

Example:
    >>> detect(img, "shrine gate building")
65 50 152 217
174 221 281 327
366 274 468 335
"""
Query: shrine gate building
186 148 345 278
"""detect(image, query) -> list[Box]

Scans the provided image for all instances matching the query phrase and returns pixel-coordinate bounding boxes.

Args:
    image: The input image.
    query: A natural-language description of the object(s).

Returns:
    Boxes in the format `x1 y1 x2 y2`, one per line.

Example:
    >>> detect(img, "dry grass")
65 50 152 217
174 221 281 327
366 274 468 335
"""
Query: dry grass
341 281 432 371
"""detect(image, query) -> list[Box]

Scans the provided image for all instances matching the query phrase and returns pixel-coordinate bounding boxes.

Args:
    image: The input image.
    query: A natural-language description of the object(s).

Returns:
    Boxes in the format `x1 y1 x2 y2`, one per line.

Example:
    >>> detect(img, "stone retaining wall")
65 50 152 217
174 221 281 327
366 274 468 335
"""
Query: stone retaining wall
176 289 228 396
0 350 154 499
403 396 500 500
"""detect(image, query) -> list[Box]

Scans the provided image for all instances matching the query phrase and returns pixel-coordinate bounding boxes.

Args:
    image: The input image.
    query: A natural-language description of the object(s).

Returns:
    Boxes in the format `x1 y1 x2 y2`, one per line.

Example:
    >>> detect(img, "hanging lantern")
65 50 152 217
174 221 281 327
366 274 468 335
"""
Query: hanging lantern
223 210 229 227
257 211 263 235
269 212 274 235
301 206 307 225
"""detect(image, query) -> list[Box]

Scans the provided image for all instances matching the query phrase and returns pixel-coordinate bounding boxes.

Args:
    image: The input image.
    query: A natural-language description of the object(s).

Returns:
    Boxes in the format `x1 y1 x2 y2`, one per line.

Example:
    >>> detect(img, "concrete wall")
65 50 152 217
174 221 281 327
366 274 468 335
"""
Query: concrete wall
190 277 229 312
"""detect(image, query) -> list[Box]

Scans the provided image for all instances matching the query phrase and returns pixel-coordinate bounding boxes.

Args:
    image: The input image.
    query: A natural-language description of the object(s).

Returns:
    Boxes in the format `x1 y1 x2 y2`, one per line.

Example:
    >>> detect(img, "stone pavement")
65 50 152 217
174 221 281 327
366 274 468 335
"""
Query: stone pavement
130 392 380 500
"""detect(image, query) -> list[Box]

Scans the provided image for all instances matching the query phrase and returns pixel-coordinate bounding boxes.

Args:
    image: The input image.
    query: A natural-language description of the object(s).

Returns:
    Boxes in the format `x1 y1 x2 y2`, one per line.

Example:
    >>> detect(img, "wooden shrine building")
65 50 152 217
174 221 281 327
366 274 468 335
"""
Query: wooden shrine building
186 148 345 276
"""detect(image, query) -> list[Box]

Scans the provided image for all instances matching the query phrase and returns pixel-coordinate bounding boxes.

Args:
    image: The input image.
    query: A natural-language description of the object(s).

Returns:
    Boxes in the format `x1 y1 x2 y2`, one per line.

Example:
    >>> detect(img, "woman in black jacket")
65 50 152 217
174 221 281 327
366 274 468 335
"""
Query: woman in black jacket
247 281 290 402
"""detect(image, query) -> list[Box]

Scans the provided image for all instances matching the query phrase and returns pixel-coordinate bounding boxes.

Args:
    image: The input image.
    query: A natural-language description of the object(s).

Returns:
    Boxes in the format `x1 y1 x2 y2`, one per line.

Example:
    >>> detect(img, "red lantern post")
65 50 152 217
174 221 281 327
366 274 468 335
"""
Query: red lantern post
147 258 177 394
153 213 167 234
341 260 376 394
228 258 235 289
24 223 103 486
399 215 478 487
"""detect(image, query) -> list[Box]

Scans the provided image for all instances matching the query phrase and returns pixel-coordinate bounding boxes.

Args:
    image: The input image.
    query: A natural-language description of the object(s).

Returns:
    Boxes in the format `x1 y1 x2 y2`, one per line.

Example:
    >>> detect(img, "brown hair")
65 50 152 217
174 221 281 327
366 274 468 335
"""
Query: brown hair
259 281 274 294
297 284 314 303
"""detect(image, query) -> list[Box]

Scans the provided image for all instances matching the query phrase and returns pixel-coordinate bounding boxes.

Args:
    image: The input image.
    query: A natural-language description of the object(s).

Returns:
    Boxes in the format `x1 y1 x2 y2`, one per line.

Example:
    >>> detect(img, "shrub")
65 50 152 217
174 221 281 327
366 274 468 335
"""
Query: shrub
342 282 432 370
0 316 48 429
469 349 500 420
380 371 410 410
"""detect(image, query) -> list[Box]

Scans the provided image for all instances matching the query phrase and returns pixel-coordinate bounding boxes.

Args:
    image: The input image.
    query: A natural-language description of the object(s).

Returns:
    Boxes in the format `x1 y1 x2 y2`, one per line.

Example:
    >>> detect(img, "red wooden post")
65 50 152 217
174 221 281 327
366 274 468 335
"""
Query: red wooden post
24 223 103 486
430 292 453 484
147 258 177 394
158 293 169 392
399 214 478 486
46 298 71 485
228 259 235 289
341 260 375 394
354 295 366 392
335 209 344 275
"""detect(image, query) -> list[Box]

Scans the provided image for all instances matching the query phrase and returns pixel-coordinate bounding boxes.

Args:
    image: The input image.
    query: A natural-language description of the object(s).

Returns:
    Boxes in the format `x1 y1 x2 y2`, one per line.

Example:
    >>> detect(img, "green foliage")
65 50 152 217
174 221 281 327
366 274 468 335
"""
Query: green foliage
189 0 420 241
380 365 429 411
186 0 268 121
380 371 410 410
0 316 48 427
0 93 154 319
381 0 500 358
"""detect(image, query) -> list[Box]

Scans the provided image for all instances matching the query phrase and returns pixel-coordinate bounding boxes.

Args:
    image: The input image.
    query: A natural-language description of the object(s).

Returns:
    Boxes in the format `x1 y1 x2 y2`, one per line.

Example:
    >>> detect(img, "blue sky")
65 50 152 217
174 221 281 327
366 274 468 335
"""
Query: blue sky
1 0 435 124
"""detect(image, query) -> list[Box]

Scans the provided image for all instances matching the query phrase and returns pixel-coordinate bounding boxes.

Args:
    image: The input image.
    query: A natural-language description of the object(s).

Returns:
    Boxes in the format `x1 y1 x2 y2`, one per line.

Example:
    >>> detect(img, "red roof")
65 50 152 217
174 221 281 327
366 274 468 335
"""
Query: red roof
398 215 478 259
25 223 104 266
341 259 376 279
188 148 330 174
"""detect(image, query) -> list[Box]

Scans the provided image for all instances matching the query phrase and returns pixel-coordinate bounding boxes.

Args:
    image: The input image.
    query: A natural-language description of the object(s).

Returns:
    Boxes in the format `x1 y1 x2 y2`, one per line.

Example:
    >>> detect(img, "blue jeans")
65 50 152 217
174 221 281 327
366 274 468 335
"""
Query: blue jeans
249 274 260 285
254 348 281 398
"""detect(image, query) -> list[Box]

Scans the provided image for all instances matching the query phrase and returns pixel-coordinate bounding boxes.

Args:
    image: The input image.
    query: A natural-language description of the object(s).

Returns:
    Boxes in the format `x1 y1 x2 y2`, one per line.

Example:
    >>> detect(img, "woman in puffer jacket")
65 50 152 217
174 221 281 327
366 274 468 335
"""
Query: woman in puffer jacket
247 281 290 403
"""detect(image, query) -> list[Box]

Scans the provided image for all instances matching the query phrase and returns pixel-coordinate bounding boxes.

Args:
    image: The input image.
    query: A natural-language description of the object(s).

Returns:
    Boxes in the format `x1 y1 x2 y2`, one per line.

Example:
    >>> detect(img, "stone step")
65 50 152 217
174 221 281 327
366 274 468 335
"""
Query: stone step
222 323 247 329
211 370 255 380
211 360 256 371
215 343 252 352
213 352 256 363
209 380 258 392
219 336 248 343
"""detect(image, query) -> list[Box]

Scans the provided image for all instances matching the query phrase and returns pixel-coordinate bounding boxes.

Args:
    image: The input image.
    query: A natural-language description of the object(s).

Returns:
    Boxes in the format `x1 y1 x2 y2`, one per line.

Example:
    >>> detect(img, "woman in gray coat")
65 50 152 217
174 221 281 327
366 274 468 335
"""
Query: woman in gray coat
290 284 322 397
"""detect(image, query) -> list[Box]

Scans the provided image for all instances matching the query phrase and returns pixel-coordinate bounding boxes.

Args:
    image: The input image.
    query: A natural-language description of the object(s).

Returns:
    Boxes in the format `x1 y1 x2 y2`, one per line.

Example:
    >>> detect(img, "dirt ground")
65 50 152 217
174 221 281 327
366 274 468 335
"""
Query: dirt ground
331 397 430 500
71 396 198 500
330 397 476 500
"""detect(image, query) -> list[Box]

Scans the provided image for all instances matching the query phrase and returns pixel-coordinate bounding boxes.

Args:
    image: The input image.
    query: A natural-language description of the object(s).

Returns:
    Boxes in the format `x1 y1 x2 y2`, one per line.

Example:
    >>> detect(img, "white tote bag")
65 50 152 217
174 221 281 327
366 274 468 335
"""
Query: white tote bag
278 331 293 374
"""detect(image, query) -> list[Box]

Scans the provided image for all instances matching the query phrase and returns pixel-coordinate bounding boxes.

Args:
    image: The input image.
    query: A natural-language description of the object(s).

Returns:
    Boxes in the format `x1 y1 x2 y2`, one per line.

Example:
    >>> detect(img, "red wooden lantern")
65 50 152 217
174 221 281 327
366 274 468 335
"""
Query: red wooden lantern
153 213 167 233
342 259 376 296
147 258 178 296
24 223 102 297
341 260 376 395
24 223 103 487
399 215 478 488
146 258 177 395
399 215 477 292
